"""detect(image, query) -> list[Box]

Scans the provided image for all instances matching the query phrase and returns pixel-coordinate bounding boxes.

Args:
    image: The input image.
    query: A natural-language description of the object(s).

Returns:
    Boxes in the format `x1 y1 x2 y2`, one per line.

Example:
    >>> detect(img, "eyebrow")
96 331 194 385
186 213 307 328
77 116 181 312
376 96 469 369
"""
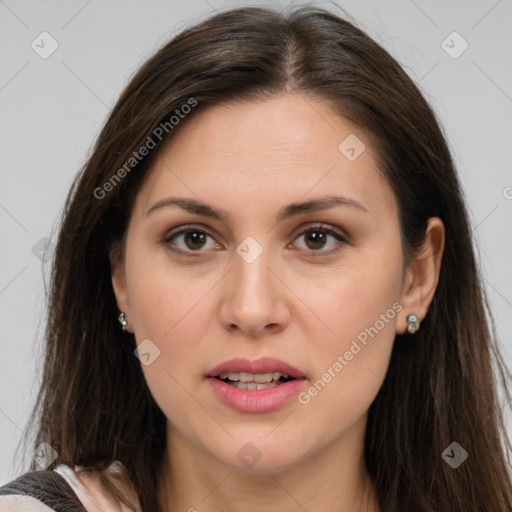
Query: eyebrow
144 195 369 222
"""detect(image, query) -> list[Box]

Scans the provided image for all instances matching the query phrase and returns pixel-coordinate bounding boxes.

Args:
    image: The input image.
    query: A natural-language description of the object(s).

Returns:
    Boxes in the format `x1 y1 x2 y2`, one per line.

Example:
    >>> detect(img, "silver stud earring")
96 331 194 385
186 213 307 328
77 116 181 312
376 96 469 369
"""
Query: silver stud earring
118 312 127 332
406 314 420 334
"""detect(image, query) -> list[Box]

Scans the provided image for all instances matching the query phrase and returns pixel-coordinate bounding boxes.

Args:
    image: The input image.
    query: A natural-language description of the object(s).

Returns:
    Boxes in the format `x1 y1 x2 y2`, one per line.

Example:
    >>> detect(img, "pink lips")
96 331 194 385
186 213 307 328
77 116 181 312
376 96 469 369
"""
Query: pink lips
206 357 306 379
206 357 307 413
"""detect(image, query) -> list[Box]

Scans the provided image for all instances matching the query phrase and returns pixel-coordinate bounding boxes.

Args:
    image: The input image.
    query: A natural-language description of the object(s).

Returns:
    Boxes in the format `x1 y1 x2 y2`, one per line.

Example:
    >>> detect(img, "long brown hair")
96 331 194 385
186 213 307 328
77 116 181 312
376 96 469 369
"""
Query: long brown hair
16 5 512 511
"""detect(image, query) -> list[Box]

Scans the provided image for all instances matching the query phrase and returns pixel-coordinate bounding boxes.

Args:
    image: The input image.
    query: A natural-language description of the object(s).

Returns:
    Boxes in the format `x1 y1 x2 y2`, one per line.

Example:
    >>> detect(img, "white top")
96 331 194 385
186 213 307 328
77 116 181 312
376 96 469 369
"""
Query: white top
0 494 55 512
0 461 141 512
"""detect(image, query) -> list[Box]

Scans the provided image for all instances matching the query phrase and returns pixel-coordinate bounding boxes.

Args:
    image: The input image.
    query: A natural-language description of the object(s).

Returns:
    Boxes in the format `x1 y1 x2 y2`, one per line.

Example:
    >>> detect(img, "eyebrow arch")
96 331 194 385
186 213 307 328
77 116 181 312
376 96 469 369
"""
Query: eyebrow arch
144 195 369 222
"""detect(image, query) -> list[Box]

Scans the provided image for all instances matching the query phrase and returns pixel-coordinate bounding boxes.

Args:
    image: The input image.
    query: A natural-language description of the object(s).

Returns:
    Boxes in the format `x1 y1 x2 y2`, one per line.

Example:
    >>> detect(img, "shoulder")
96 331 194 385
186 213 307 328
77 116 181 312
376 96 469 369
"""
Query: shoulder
55 462 141 512
0 494 56 511
0 461 139 512
0 468 85 511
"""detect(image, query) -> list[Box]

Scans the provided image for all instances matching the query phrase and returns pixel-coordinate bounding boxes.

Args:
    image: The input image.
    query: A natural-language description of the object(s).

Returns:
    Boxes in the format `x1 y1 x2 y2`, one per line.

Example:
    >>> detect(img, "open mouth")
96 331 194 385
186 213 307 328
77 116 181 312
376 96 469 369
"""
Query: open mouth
214 372 296 390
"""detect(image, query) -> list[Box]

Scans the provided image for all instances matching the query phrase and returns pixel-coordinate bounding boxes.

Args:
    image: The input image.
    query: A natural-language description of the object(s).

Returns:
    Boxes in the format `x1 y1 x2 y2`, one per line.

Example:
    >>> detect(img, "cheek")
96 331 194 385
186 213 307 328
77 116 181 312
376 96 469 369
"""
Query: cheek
296 294 398 434
296 241 402 414
125 242 215 340
125 255 216 429
124 247 219 392
300 239 403 344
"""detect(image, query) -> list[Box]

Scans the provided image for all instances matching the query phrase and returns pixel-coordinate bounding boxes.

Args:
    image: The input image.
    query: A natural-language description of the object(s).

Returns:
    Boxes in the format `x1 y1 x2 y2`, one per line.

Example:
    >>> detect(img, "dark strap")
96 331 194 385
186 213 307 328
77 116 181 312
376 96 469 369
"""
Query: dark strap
0 470 86 512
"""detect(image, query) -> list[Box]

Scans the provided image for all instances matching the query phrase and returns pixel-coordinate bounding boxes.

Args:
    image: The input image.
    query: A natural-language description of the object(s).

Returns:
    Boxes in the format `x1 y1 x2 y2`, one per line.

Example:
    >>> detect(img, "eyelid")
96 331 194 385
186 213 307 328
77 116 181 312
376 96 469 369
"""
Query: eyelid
290 222 350 244
163 223 216 240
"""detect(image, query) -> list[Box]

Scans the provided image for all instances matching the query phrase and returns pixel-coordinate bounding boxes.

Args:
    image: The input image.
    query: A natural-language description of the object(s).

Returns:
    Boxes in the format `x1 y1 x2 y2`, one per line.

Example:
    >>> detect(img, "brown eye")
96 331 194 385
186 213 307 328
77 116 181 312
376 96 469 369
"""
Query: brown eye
163 227 220 254
292 224 348 255
182 230 207 250
303 229 328 250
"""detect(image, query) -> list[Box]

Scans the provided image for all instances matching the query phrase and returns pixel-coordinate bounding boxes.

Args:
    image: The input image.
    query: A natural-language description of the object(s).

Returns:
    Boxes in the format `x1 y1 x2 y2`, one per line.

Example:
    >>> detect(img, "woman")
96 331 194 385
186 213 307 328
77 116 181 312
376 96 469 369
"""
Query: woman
1 5 511 512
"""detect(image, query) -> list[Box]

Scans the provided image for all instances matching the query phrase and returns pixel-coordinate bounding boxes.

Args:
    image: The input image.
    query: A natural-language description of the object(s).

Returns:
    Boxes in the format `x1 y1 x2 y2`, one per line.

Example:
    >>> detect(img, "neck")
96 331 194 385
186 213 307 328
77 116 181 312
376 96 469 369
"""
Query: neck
157 415 380 512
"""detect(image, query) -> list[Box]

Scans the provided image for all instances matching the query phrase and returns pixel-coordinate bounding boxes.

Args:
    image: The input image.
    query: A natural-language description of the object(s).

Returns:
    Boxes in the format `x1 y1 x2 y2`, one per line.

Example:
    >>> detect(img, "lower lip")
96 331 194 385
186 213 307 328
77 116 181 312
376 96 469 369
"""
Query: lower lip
207 377 306 413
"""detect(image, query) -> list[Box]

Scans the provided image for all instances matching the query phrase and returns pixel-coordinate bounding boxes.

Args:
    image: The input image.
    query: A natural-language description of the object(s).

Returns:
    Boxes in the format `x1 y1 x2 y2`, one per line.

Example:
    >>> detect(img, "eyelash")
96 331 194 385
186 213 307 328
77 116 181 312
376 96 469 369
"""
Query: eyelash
161 223 349 258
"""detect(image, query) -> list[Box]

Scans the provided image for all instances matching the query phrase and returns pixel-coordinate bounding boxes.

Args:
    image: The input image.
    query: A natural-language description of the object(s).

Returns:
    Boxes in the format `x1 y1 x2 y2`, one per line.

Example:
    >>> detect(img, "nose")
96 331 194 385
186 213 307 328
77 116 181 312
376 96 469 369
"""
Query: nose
219 242 290 337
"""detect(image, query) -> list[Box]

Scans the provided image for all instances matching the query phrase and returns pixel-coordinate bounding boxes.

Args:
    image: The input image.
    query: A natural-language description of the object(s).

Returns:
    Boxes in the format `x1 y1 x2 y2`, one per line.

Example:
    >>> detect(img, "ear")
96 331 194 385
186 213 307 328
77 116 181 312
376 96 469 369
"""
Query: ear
397 217 445 334
109 244 133 334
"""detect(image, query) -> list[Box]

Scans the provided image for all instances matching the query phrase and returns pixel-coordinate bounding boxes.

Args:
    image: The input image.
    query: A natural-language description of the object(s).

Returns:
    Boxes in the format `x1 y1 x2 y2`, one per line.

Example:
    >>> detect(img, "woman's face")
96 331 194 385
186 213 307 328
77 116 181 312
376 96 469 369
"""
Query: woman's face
112 94 417 474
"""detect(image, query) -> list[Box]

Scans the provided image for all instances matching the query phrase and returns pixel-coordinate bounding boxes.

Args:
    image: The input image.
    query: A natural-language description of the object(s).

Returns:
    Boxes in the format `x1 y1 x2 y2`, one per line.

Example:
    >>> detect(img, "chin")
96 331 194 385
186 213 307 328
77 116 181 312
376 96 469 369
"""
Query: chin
212 435 309 474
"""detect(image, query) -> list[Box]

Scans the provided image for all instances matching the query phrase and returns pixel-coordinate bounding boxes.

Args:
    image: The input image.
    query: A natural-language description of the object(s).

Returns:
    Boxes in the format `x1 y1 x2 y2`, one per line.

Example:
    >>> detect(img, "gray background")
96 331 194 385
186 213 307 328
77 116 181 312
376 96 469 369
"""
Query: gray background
1 0 511 481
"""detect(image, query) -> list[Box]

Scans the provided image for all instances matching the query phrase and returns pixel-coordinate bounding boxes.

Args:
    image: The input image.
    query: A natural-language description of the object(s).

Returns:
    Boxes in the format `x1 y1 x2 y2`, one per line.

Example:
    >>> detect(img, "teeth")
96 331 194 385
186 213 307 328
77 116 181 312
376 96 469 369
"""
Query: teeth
219 372 290 383
230 381 281 390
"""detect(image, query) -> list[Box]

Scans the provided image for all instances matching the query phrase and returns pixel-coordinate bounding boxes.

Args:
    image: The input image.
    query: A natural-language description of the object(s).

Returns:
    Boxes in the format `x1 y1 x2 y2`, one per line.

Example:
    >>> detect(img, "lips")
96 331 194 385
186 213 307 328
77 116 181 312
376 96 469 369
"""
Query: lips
206 357 306 380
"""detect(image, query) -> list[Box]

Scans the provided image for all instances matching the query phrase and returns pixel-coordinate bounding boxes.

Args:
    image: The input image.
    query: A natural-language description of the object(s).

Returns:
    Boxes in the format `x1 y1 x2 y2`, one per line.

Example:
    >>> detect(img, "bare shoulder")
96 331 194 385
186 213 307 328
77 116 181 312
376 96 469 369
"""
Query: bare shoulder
0 494 56 511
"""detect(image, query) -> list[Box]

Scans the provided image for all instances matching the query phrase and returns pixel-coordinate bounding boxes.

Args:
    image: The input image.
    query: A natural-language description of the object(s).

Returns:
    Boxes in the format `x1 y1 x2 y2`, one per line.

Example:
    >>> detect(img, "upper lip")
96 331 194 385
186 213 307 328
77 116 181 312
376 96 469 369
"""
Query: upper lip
207 357 306 379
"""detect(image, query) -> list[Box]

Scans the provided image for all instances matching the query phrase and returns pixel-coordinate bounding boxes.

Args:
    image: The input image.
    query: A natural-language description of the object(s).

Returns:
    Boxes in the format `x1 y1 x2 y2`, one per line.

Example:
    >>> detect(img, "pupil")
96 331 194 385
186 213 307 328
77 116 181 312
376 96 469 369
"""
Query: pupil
186 231 206 250
306 230 326 250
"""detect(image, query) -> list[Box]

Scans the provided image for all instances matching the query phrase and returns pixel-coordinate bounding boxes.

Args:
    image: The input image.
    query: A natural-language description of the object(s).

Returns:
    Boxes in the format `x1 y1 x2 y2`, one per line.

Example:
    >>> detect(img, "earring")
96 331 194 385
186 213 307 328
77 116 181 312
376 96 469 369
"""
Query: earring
118 312 127 332
406 314 420 334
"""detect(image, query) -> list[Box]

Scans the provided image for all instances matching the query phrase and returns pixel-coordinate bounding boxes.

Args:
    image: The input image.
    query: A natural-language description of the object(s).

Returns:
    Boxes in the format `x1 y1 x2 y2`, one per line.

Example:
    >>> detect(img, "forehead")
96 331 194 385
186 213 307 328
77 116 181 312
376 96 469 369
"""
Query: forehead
158 94 364 167
136 94 397 221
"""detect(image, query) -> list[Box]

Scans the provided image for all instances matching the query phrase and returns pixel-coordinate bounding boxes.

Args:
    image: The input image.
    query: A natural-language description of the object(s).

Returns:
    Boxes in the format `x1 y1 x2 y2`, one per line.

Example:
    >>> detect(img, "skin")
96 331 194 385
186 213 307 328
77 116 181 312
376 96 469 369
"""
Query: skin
111 93 445 512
